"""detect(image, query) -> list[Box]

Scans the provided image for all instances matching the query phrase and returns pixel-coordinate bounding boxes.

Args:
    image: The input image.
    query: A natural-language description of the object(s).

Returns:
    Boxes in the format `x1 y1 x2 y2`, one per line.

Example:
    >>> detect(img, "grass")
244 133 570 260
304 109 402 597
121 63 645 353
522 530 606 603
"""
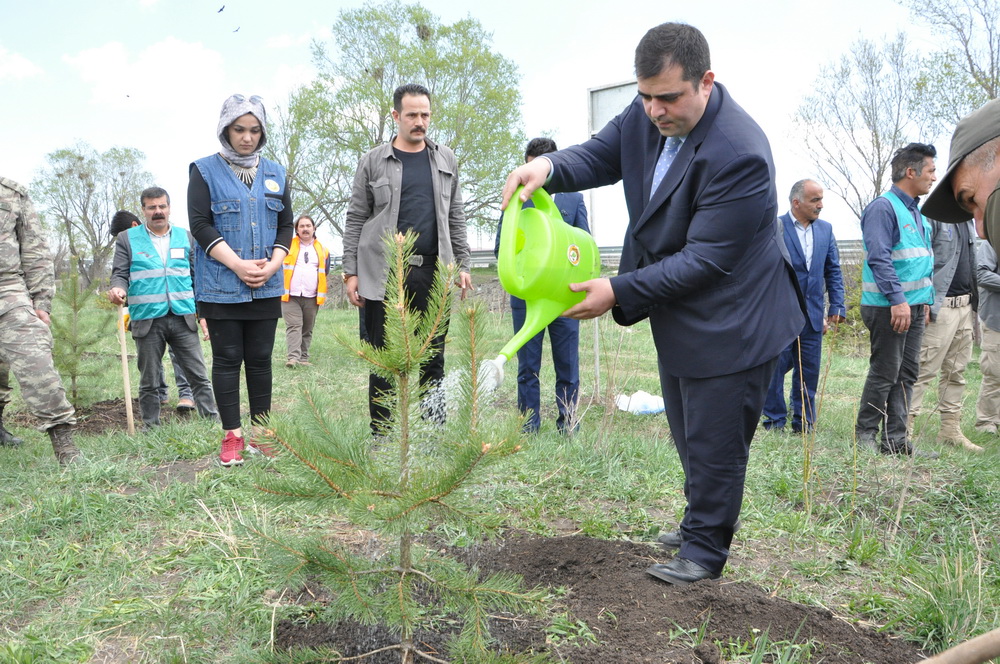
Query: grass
1 277 999 662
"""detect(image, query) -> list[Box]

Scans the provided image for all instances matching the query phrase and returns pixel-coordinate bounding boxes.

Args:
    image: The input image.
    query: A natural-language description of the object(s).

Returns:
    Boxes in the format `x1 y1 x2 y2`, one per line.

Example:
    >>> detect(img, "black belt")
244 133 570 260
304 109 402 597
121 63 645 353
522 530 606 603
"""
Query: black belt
407 254 437 267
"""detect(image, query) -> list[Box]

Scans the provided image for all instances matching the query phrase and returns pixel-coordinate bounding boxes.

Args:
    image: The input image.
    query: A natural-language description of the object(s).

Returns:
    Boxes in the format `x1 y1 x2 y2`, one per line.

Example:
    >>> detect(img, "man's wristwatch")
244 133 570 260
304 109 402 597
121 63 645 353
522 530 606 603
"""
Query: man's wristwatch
342 273 355 284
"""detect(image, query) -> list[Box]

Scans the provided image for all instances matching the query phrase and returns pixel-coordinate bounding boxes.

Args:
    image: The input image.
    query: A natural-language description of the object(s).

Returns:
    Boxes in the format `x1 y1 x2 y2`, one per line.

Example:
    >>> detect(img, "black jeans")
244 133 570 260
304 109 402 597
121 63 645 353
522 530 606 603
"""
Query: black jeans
855 304 926 452
363 263 446 434
205 318 277 431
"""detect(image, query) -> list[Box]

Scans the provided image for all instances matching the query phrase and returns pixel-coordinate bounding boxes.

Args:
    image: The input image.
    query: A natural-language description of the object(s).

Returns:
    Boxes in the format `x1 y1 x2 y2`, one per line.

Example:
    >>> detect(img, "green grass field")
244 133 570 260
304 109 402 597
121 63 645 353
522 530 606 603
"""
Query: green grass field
1 280 998 662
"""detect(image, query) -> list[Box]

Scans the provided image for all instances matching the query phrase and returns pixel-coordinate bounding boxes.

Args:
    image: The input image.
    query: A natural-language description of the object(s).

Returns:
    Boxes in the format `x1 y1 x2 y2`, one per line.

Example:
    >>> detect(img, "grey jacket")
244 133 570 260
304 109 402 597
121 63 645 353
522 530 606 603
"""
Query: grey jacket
977 240 1000 332
110 226 199 338
928 219 978 320
343 137 470 302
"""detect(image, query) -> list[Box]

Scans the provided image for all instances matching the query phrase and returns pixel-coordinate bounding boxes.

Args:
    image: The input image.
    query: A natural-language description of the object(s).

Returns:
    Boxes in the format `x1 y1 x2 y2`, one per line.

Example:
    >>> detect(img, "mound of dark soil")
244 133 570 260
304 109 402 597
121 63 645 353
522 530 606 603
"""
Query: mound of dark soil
274 535 926 663
9 397 192 435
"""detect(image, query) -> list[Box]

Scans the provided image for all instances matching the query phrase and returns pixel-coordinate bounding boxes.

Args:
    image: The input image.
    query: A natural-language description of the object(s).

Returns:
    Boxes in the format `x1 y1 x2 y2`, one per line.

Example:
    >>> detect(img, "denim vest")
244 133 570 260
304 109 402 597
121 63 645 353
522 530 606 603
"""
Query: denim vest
126 225 196 320
191 154 286 303
861 191 934 307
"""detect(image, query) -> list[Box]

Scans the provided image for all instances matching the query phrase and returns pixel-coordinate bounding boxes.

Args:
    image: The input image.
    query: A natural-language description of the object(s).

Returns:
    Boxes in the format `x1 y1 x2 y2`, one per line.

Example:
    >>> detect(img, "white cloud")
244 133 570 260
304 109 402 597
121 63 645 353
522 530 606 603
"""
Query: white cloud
265 24 332 50
270 63 316 94
63 38 226 111
0 46 43 81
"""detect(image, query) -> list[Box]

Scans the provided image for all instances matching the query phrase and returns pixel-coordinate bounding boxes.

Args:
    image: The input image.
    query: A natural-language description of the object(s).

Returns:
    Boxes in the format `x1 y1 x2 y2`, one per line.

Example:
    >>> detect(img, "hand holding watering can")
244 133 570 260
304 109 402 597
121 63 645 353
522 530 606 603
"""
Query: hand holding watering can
479 186 601 393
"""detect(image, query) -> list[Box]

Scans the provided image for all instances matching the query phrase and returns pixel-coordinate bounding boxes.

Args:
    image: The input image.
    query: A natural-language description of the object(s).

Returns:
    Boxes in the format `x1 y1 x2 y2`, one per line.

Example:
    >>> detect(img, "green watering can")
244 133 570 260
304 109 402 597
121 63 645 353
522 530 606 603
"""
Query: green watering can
479 186 600 393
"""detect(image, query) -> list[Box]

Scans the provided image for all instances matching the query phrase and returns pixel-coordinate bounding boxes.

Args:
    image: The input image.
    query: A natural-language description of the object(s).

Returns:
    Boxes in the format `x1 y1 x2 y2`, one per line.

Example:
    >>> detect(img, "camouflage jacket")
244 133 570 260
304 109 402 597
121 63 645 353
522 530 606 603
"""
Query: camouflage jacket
0 177 55 315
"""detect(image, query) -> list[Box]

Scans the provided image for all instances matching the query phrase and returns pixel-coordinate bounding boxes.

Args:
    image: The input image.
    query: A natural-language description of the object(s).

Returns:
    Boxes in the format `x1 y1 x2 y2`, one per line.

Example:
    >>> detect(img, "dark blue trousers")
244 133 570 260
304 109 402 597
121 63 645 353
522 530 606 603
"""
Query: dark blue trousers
511 301 580 433
660 356 778 574
762 326 823 431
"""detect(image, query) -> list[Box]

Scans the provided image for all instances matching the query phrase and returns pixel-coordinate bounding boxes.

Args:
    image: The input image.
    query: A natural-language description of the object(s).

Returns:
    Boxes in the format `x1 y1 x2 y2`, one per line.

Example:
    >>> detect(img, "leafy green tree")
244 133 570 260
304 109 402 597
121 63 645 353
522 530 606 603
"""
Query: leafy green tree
906 0 999 130
266 0 527 237
793 34 931 220
31 143 151 287
252 233 544 663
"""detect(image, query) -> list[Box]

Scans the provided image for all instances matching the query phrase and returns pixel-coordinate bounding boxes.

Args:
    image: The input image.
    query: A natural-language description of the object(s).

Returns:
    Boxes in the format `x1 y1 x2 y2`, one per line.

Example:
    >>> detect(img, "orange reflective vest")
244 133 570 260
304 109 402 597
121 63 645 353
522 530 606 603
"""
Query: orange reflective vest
282 237 329 305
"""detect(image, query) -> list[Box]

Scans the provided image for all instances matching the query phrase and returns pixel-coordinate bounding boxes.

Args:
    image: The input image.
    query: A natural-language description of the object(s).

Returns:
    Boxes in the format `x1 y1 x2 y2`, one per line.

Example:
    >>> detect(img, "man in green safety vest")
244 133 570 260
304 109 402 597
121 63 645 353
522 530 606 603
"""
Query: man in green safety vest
855 143 939 458
108 187 217 430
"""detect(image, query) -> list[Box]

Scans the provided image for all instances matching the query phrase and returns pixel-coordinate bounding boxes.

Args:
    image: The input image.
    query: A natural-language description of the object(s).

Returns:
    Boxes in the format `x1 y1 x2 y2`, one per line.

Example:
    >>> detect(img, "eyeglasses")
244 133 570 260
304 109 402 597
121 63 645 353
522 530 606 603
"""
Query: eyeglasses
231 94 263 104
303 251 309 263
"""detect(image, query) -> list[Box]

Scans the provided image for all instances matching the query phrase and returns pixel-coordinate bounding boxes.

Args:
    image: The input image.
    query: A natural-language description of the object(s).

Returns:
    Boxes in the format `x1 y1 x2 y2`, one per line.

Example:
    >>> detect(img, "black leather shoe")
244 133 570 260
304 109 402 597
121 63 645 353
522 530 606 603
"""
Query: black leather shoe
647 558 721 585
657 529 683 550
656 519 742 551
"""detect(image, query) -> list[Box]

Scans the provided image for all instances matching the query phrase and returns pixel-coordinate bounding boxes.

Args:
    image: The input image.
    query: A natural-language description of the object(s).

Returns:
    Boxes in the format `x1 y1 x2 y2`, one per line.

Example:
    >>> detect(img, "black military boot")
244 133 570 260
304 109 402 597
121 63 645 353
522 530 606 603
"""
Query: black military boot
0 406 23 447
48 423 82 466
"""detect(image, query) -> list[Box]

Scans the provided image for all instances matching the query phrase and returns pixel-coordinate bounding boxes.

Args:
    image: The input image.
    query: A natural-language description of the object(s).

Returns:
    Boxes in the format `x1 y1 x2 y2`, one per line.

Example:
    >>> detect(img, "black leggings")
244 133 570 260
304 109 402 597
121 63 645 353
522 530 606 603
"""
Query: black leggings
205 318 277 430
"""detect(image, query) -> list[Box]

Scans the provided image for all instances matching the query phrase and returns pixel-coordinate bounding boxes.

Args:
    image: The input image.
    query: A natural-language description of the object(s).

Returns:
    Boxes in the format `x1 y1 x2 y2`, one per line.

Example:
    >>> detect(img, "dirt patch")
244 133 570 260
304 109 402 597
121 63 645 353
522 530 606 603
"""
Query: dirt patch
274 535 926 663
9 397 194 436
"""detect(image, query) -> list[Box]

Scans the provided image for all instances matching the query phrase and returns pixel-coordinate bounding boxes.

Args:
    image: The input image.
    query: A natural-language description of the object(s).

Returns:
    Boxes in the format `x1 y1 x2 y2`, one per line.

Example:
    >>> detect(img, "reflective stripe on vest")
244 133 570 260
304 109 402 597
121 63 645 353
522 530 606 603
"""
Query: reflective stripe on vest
861 191 933 307
127 225 197 320
281 236 329 305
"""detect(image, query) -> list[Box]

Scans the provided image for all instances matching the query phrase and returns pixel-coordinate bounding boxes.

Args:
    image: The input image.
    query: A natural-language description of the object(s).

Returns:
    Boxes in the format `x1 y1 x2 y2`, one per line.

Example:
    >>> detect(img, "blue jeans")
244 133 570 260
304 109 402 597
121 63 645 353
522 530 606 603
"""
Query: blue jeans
511 302 580 432
855 304 926 452
134 315 217 427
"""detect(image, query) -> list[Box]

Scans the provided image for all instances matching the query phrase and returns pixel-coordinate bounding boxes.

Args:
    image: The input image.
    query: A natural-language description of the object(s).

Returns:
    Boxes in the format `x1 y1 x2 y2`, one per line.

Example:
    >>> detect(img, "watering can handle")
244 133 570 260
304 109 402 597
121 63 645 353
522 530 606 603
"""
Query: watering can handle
499 186 559 264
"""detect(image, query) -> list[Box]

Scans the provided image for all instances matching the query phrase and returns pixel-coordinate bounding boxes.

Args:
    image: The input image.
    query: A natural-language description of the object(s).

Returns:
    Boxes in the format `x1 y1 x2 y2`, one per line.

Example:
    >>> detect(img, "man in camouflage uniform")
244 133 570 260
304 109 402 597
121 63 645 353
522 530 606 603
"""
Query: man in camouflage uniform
0 364 24 446
0 176 81 465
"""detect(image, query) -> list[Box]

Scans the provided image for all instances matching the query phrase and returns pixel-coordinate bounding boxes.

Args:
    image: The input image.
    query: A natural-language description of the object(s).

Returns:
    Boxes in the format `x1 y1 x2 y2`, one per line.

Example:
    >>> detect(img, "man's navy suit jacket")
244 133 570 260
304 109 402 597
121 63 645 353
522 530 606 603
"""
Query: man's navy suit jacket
779 213 846 334
546 82 803 379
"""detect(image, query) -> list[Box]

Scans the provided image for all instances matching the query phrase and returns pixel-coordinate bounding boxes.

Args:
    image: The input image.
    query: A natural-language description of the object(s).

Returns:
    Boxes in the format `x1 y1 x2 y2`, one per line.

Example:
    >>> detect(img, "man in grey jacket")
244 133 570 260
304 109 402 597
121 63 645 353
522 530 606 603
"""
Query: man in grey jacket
908 219 982 453
342 83 472 434
108 187 217 429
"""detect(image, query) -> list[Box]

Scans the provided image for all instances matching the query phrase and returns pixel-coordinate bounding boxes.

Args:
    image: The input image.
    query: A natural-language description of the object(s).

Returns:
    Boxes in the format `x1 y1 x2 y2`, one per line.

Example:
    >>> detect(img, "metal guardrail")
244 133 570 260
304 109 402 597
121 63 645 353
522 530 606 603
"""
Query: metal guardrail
470 240 866 269
469 247 623 268
330 240 864 271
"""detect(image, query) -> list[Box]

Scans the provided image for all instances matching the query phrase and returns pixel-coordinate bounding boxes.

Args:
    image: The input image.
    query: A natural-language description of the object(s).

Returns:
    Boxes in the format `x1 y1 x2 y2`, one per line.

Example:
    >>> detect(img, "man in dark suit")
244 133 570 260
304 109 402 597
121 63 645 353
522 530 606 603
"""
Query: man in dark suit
495 138 590 433
502 22 803 584
762 180 846 433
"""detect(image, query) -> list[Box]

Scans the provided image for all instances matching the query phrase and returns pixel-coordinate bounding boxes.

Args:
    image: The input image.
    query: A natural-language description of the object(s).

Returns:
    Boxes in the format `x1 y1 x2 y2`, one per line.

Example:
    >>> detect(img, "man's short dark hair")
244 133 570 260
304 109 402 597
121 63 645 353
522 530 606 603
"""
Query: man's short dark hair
295 214 314 230
890 143 937 183
393 83 431 111
524 137 558 162
140 186 170 206
110 210 140 237
635 22 711 82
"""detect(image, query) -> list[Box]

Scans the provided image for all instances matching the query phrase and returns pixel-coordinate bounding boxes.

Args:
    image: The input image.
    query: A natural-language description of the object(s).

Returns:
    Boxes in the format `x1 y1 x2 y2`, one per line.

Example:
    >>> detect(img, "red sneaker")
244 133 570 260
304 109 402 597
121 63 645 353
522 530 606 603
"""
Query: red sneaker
219 431 245 467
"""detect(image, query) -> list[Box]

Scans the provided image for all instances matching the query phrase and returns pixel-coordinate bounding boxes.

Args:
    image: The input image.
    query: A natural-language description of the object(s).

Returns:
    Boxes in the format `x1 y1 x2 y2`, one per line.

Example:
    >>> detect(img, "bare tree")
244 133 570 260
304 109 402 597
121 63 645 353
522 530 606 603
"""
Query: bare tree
906 0 1000 130
31 143 151 286
794 34 931 221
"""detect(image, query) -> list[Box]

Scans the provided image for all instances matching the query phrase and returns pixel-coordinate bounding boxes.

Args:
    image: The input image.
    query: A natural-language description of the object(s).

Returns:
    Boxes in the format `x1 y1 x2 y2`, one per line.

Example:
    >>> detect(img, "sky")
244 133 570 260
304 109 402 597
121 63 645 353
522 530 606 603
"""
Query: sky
0 0 946 248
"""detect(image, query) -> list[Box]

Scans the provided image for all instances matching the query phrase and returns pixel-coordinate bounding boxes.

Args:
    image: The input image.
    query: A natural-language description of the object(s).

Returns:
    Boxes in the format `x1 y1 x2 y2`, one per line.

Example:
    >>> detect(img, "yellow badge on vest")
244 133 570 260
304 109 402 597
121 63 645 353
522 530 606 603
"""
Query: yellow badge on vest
264 179 280 193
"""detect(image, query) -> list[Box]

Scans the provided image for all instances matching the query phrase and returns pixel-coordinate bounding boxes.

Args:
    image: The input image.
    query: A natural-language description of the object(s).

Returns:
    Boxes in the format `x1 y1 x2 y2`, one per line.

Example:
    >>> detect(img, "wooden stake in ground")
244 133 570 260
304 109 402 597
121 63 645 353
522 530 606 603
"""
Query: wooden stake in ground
117 305 135 435
921 627 1000 664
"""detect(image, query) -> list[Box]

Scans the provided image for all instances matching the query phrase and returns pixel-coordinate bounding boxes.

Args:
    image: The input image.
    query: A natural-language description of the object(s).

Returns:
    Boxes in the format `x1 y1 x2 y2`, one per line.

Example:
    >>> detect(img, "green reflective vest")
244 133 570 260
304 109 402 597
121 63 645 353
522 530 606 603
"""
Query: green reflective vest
127 225 196 321
861 191 933 307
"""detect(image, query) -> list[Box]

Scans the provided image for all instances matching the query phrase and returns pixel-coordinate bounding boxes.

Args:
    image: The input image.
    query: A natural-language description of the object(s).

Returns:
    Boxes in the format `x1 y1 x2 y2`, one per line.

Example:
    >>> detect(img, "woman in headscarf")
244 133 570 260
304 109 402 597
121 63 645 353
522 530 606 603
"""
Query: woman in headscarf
188 94 293 466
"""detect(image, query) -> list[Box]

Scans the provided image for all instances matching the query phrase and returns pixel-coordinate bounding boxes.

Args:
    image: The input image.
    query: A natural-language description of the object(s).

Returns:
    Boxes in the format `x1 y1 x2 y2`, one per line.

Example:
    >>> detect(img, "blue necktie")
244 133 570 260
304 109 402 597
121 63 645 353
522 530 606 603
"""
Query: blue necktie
651 137 681 197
